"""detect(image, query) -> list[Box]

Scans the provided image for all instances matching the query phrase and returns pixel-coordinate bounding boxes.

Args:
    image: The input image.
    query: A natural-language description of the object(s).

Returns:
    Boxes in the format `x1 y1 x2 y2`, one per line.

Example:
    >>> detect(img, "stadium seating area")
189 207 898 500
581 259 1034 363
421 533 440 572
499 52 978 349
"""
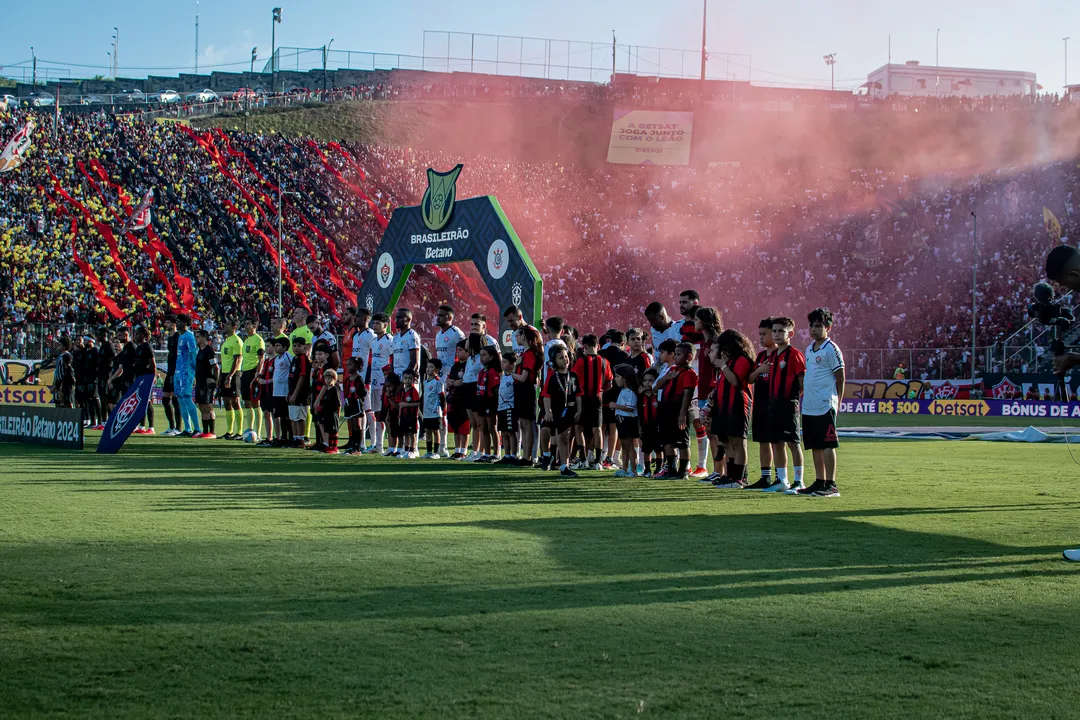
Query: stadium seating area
0 97 1076 377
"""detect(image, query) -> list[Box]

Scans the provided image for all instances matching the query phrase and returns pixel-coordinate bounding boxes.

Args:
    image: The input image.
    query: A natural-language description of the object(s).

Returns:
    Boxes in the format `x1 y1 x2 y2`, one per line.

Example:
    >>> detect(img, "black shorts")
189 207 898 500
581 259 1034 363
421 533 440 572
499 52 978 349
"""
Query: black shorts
461 382 478 411
751 402 770 444
541 404 575 435
641 425 662 454
195 386 214 405
602 388 620 426
272 396 290 421
767 399 801 445
497 409 514 433
163 375 175 394
217 377 238 399
54 388 73 408
803 410 839 450
321 412 339 434
512 383 537 422
97 378 110 399
577 396 602 430
475 396 497 418
344 398 362 419
616 416 640 440
709 406 749 442
240 370 257 403
659 403 691 449
422 417 442 432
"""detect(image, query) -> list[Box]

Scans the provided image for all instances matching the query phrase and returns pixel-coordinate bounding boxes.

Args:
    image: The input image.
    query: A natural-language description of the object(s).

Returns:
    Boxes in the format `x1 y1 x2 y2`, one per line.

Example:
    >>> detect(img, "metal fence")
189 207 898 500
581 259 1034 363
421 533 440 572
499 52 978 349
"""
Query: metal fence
267 33 752 84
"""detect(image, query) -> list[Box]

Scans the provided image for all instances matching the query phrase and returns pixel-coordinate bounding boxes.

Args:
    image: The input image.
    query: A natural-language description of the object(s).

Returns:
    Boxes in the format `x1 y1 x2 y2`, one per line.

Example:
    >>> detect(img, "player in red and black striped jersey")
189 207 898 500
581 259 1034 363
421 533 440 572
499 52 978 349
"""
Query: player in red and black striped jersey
706 330 756 489
256 344 278 447
745 318 778 488
760 316 807 492
655 342 698 478
637 368 662 476
571 335 613 469
342 355 368 454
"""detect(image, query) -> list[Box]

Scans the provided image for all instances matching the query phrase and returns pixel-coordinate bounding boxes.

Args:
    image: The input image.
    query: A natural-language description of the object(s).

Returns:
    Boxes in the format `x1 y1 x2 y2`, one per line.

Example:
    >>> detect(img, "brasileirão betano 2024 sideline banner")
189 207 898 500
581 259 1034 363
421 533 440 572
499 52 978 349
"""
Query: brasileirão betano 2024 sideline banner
607 110 694 166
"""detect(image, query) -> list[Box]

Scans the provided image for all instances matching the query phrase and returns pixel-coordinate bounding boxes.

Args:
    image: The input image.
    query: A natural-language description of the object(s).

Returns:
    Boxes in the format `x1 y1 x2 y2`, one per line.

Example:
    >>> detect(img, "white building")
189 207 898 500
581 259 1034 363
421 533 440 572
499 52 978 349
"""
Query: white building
865 61 1037 98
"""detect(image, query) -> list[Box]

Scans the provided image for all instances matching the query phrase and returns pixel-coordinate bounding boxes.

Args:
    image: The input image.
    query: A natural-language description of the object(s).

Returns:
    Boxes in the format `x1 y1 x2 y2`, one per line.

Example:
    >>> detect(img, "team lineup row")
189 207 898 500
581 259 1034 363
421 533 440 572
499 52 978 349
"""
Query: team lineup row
50 291 846 496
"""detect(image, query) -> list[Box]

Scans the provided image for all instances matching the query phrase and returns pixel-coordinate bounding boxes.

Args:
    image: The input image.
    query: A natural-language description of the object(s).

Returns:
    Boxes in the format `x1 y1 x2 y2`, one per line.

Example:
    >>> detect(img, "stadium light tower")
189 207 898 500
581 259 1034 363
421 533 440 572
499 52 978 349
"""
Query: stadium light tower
1065 37 1070 89
823 53 836 91
271 7 282 90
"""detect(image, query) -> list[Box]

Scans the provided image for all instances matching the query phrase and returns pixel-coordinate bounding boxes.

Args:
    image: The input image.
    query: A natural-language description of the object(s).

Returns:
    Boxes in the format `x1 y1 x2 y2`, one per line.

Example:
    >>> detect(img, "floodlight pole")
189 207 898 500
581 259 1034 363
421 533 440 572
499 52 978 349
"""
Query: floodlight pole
971 212 978 388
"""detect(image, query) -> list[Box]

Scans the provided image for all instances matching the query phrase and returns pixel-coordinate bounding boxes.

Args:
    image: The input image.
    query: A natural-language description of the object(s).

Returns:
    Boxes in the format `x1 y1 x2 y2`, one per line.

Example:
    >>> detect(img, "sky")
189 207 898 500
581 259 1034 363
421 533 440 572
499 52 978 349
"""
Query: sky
5 0 1080 91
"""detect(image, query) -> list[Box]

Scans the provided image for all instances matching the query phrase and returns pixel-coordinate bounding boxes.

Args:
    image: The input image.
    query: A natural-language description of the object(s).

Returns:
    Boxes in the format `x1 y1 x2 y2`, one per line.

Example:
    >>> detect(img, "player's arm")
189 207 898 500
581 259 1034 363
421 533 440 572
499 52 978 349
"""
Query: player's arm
748 359 771 381
834 366 846 401
227 353 241 385
408 348 419 377
653 371 675 388
678 387 694 429
717 358 740 386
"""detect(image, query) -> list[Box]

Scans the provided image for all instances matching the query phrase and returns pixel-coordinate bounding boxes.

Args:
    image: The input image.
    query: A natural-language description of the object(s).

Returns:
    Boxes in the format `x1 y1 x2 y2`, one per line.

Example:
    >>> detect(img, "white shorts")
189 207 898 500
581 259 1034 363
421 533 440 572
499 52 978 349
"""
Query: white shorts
362 391 373 413
288 404 309 422
369 380 384 412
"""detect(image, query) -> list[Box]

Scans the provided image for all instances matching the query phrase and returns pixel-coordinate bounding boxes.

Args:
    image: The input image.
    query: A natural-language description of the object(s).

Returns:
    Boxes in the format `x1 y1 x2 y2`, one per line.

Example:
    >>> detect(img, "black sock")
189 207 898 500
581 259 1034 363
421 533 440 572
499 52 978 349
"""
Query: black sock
208 417 215 434
761 466 772 479
726 458 736 480
426 438 433 454
664 454 675 472
677 456 689 476
201 417 208 434
163 401 175 430
732 463 745 483
171 397 181 428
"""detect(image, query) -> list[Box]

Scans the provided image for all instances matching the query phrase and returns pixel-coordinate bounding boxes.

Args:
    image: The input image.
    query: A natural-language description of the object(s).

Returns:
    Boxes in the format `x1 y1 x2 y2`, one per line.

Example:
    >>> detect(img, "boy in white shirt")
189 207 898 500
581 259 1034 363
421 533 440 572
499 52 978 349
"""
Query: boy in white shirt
496 352 518 463
421 359 446 459
793 307 845 498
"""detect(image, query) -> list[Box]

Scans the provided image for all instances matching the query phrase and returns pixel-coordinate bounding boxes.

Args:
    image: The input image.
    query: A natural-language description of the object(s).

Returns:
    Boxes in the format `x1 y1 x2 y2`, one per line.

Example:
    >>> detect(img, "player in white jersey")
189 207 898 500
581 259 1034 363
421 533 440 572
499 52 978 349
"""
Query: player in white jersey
367 312 395 453
434 305 466 453
503 304 538 356
644 301 685 366
469 313 501 353
351 309 378 447
787 307 845 498
392 308 422 379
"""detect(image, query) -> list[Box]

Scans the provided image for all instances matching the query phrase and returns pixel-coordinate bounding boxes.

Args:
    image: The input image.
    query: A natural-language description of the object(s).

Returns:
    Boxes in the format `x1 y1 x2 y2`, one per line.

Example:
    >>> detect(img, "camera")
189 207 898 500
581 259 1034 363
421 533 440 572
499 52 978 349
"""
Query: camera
1028 282 1075 329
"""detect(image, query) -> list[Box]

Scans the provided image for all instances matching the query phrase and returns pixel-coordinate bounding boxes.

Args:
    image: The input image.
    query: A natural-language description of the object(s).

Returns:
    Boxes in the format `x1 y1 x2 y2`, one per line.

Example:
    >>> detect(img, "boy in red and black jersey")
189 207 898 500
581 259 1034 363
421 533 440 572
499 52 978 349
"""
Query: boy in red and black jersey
707 330 755 489
342 356 368 453
445 342 471 458
287 337 312 447
655 342 698 479
397 370 422 457
571 334 613 468
762 317 807 492
746 318 777 488
256 345 278 447
637 368 662 476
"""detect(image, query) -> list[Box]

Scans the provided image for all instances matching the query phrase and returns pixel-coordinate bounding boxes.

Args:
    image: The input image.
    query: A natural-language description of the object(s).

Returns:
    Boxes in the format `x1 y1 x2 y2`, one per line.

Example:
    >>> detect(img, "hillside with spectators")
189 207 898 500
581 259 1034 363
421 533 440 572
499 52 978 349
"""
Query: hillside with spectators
2 94 1079 378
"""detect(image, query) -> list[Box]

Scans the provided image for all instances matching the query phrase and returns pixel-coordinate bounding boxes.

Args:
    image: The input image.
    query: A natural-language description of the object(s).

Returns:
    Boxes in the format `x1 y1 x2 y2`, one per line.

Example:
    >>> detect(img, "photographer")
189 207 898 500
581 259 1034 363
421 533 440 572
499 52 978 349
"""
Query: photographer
1043 245 1080 562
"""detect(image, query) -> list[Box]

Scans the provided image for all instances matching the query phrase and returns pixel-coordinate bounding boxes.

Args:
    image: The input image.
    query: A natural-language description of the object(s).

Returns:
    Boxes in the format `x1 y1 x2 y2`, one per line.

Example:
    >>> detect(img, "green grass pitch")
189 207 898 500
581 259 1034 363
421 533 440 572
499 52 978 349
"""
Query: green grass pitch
3 428 1080 718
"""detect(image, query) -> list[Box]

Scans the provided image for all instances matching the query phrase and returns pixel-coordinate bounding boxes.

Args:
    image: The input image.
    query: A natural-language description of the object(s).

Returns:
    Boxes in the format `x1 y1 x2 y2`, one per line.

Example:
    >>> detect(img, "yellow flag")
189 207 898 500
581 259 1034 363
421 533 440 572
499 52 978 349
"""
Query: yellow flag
1044 207 1062 241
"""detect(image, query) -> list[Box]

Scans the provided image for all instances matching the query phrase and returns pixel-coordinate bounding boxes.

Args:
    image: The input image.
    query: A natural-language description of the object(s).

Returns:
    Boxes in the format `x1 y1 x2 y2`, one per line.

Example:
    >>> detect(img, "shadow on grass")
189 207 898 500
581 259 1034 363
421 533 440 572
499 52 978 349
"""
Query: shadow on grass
0 509 1069 627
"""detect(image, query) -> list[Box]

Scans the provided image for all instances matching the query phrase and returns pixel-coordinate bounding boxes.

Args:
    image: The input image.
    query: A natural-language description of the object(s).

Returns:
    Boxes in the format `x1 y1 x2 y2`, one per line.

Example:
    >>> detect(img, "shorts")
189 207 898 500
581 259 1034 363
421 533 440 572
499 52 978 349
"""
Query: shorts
163 375 175 394
344 398 362 419
767 399 801 445
602 388 620 426
475 396 497 418
512 383 536 422
659 403 691 449
577 396 602 430
709 406 749 442
399 411 419 435
97 378 110 400
369 380 385 412
542 404 576 435
288 404 309 423
54 388 73 408
448 410 471 435
362 389 373 413
422 417 443 432
616 416 640 440
195 386 214 405
641 425 662 455
751 403 771 444
461 382 478 411
271 396 289 421
217 376 238 399
803 410 839 450
497 409 514 434
321 413 339 435
240 370 257 403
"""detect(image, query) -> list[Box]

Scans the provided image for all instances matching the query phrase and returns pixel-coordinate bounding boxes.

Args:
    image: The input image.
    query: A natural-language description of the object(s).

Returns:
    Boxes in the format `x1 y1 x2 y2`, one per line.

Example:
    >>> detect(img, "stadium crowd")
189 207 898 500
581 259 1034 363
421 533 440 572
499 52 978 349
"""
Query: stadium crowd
1 95 1077 380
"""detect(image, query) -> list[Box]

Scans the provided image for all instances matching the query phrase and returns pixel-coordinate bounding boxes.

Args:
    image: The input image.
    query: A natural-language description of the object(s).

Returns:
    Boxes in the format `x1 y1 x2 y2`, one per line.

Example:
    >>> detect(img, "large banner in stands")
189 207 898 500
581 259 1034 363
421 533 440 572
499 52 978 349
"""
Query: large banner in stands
607 110 694 166
840 398 1080 419
0 405 83 449
844 378 977 400
981 373 1079 400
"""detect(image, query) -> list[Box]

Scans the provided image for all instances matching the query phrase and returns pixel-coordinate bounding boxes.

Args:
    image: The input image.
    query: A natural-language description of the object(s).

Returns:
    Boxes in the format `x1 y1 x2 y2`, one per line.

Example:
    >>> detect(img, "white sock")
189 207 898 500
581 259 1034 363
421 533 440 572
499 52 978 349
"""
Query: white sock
776 467 788 483
794 466 804 484
697 435 709 468
375 423 385 450
635 447 644 466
